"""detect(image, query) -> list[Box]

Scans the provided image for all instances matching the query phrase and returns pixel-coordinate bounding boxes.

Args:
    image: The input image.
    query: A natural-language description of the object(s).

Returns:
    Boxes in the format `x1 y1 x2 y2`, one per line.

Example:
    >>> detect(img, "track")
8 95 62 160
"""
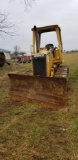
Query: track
54 65 69 81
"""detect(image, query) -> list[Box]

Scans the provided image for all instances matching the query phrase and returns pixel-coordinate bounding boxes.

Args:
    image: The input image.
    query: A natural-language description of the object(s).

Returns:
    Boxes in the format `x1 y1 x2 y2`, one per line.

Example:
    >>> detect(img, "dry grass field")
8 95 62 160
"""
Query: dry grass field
0 53 78 160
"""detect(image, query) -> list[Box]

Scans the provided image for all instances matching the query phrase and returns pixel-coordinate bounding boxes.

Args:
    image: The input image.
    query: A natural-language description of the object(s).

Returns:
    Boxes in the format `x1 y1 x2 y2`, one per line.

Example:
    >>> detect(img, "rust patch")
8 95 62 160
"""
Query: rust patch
8 73 67 109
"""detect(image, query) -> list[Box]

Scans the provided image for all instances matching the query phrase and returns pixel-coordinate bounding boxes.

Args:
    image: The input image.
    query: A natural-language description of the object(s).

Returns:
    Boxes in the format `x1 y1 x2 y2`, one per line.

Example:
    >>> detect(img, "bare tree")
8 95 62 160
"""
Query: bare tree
0 12 16 37
0 0 38 37
14 45 20 56
10 0 38 10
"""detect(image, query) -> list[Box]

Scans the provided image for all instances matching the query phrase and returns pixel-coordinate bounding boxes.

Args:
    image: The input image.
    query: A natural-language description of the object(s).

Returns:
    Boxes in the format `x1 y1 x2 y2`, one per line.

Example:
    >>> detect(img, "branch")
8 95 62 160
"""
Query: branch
10 0 38 11
0 12 17 37
0 0 39 37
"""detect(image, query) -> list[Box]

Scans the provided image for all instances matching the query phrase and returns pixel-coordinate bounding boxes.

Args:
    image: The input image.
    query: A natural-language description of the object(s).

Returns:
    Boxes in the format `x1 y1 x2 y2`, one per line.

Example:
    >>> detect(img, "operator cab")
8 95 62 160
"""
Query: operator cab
45 44 57 57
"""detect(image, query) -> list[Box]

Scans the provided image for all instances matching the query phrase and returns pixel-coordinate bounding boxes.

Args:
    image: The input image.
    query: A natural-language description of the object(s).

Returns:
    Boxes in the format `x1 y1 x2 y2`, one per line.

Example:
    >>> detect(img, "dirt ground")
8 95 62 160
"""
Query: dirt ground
0 53 78 160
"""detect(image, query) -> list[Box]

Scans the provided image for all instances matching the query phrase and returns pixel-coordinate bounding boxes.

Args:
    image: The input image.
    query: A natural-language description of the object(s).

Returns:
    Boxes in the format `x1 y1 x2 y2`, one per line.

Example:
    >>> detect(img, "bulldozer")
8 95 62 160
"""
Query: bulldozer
8 25 69 109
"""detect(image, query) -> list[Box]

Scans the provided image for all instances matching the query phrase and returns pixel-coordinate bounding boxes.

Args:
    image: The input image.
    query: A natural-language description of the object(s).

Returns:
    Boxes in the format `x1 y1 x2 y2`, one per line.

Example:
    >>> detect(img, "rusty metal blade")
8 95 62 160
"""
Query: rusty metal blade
8 74 67 108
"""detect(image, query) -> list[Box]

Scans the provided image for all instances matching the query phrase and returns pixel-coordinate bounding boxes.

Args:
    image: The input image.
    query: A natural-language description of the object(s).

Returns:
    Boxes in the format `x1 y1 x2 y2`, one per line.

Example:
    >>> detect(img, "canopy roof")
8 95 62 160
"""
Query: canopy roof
32 25 61 34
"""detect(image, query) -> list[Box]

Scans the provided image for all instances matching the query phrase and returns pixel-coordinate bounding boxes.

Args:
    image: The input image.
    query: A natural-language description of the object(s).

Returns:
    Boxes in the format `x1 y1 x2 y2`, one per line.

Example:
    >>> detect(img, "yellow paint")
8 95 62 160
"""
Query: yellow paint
31 25 63 77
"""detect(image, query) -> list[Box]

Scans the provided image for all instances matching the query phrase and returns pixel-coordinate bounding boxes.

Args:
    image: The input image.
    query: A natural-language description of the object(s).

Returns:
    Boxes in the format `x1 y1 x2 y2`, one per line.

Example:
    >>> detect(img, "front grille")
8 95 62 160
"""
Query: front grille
32 55 46 76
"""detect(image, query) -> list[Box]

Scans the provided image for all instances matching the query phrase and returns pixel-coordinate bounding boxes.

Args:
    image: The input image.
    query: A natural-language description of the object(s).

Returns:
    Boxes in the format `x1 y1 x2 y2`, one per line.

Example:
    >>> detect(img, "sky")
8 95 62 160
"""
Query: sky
0 0 78 52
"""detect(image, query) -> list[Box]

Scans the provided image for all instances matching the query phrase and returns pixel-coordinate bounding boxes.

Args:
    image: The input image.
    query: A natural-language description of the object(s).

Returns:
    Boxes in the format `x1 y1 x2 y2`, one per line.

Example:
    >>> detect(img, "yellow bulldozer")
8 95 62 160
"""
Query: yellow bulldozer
8 25 69 108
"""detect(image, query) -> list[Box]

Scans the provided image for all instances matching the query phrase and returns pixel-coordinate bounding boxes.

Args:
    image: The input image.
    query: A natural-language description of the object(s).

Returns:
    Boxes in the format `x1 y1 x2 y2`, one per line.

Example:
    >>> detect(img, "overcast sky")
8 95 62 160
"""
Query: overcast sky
0 0 78 52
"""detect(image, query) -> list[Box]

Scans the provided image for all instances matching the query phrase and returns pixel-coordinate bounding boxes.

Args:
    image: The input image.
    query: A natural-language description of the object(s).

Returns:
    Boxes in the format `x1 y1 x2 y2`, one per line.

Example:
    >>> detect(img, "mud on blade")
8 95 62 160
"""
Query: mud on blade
8 74 67 109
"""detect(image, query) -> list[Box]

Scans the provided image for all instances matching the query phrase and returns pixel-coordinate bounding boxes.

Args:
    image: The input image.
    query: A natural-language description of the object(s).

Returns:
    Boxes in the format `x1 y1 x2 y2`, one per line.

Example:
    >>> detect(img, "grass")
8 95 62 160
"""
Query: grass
0 53 78 160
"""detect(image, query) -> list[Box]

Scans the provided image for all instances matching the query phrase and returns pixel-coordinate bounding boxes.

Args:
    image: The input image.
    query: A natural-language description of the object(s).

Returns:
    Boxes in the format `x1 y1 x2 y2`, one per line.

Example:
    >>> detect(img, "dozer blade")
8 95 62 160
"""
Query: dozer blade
8 73 67 109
